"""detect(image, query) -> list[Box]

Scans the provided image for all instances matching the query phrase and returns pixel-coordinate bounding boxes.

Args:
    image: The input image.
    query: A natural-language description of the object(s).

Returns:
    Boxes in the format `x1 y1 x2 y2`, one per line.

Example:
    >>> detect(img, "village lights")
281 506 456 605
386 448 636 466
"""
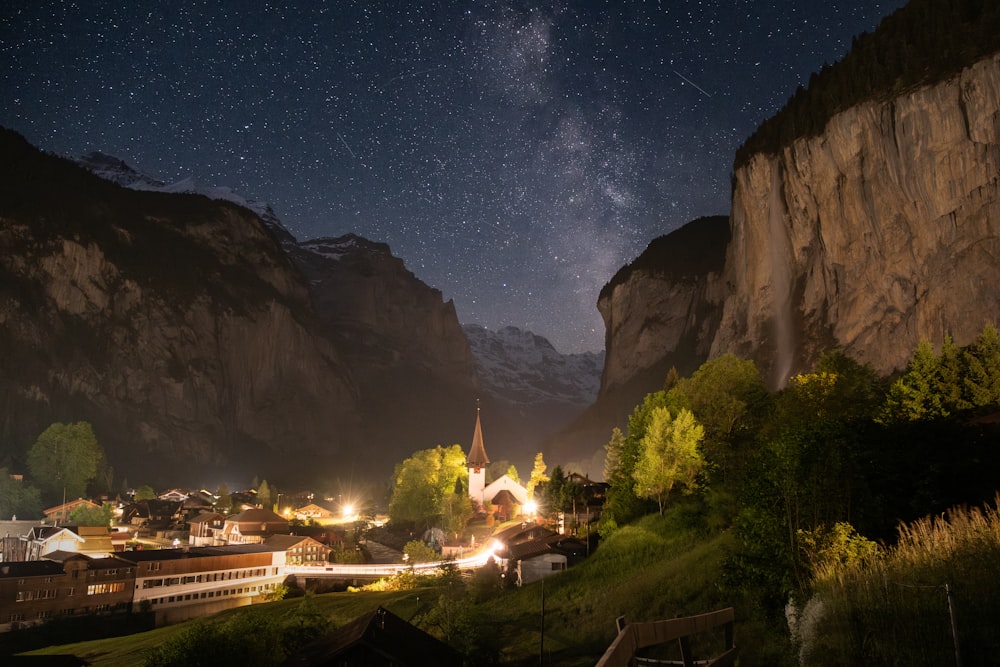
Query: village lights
524 500 538 516
342 503 355 520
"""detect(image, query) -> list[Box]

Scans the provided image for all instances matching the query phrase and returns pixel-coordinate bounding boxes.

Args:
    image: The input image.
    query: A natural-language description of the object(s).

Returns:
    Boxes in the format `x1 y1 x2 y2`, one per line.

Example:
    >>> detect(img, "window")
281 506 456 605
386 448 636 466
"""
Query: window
87 582 124 595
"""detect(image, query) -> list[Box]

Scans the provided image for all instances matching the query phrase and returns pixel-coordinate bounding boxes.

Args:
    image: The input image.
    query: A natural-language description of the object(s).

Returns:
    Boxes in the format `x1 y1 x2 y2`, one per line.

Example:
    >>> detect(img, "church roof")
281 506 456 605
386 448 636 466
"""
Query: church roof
467 406 490 469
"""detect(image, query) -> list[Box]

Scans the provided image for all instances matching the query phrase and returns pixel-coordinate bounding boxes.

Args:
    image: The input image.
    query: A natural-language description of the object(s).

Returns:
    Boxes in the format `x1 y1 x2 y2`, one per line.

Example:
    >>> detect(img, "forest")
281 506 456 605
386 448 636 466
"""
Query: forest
735 0 1000 166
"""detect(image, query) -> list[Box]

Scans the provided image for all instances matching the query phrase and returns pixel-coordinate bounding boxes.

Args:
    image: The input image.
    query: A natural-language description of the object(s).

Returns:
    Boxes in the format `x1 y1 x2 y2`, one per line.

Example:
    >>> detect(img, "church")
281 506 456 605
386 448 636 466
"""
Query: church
466 404 530 521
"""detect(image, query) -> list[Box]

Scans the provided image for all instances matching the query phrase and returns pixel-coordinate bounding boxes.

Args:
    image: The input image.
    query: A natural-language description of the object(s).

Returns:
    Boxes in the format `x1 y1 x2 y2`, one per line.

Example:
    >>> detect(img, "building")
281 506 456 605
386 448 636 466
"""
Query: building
292 503 333 521
466 404 490 510
22 526 85 561
220 508 290 545
490 523 586 586
465 405 530 516
119 544 287 626
264 535 331 565
0 553 135 632
43 499 101 524
187 512 226 547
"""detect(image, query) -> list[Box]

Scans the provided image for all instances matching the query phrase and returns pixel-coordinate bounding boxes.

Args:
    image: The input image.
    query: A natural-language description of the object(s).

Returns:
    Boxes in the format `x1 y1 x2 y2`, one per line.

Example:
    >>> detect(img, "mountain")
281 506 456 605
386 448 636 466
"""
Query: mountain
552 6 1000 468
79 152 606 476
0 137 596 489
0 132 501 489
463 324 603 407
0 130 362 487
73 153 597 477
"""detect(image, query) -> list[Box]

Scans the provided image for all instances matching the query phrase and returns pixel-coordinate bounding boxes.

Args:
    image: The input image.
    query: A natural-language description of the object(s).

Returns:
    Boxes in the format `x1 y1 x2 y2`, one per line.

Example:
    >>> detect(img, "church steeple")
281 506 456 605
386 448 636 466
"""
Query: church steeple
467 400 489 472
467 401 489 510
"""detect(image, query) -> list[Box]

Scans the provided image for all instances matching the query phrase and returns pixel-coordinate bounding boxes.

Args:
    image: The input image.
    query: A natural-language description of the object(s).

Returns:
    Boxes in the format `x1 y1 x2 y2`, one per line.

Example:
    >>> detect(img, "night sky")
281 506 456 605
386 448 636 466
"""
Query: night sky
1 1 906 353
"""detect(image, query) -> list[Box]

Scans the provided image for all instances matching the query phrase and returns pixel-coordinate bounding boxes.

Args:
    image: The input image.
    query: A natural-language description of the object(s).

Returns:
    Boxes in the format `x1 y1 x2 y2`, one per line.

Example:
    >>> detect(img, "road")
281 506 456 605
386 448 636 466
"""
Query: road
283 544 496 578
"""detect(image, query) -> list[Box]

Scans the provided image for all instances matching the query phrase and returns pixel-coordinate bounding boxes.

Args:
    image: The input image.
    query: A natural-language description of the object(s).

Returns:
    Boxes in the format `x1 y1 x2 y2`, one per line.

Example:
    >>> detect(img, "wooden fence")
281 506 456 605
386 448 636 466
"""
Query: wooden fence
595 607 736 667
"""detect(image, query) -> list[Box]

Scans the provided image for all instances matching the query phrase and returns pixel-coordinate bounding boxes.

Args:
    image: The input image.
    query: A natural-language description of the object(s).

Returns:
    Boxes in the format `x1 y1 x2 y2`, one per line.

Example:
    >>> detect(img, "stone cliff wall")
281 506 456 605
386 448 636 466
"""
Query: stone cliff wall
715 54 1000 386
0 135 362 484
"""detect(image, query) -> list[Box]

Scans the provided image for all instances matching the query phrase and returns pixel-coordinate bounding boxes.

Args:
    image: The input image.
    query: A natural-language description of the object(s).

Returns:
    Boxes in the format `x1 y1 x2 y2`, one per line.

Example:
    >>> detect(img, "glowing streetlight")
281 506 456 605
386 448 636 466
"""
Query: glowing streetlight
524 500 538 516
342 503 355 520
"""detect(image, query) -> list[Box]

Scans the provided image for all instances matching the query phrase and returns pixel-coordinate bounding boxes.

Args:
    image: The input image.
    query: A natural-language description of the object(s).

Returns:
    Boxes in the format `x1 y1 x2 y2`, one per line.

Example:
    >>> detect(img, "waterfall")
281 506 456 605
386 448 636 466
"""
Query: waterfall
767 160 794 388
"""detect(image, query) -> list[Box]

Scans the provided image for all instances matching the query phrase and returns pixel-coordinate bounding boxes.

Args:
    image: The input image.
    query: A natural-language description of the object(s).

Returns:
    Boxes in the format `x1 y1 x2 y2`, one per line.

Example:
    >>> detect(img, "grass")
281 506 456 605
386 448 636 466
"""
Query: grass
473 511 735 664
17 588 434 666
794 493 1000 665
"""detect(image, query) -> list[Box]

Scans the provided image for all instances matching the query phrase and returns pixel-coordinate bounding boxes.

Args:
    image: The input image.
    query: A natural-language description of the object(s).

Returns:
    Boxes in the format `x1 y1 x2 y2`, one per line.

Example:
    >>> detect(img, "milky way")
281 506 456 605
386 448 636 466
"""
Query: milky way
0 1 906 353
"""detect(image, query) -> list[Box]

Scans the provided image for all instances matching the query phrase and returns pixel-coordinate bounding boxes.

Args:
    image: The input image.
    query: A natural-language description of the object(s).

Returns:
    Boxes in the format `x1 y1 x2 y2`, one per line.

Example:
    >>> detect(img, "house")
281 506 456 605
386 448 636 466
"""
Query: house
284 606 462 666
220 508 290 545
43 499 100 524
187 512 226 547
292 503 333 521
264 535 331 565
507 538 567 586
490 523 587 586
120 544 287 626
157 489 189 503
181 491 216 517
22 526 85 561
121 499 186 533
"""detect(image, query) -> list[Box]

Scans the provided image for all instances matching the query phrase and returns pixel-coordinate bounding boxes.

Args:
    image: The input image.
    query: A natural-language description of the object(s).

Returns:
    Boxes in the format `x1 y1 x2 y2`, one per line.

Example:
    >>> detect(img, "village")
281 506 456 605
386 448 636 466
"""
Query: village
0 409 608 640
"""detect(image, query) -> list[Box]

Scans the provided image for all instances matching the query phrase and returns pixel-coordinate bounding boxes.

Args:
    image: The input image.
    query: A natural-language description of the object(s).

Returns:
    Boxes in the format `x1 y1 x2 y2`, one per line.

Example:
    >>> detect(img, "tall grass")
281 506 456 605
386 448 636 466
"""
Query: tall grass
793 494 1000 665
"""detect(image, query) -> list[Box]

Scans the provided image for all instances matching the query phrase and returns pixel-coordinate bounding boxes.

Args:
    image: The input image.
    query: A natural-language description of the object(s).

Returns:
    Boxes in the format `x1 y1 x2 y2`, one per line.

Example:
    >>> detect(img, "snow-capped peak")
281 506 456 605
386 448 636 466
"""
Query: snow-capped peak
463 324 604 406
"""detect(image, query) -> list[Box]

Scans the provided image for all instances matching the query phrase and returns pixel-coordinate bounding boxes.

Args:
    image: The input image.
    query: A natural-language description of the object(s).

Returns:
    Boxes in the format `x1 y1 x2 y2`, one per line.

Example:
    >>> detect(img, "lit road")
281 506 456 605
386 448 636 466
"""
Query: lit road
282 547 497 578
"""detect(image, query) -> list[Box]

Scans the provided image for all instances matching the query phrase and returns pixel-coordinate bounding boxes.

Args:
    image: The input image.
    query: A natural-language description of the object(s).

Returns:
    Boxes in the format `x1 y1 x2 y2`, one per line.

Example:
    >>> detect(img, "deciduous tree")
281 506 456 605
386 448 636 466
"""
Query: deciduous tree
26 422 103 504
0 468 42 520
633 407 705 515
525 452 549 498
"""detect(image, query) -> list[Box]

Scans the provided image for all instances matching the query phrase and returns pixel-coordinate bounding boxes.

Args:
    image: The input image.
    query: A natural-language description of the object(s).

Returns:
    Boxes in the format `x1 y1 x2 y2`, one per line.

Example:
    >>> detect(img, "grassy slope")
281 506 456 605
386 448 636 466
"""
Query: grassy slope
480 513 735 665
21 510 743 665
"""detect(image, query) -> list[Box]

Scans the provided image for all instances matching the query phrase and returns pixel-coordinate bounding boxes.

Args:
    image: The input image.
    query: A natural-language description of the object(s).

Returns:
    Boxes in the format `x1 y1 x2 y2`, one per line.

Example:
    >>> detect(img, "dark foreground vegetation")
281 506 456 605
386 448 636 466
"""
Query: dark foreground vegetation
17 326 1000 665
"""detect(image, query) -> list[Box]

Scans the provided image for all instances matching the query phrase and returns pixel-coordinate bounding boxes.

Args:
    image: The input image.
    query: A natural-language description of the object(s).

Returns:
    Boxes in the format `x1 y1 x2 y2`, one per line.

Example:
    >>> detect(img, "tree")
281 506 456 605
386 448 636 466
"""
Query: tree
70 502 114 526
632 407 705 515
963 324 1000 408
672 354 768 485
403 539 439 563
134 484 156 501
215 483 233 514
0 468 42 520
257 479 273 509
389 445 469 531
525 452 549 498
880 339 947 422
26 422 103 504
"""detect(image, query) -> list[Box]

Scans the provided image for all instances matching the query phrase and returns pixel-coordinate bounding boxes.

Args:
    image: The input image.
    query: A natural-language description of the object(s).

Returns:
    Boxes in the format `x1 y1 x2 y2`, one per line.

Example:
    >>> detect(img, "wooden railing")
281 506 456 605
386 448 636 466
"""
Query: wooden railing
595 607 736 667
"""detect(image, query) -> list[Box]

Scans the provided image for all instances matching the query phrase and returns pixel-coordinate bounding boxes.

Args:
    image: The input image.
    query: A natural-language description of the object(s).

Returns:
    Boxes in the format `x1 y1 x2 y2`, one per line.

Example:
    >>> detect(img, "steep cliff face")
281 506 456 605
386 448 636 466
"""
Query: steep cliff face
289 235 482 467
580 54 1000 469
294 235 476 385
544 216 729 473
596 216 729 405
716 54 1000 386
0 129 361 485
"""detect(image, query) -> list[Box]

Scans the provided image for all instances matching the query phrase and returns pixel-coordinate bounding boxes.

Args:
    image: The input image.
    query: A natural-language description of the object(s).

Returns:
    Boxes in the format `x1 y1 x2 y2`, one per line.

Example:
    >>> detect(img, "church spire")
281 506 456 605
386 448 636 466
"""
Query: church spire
467 400 489 471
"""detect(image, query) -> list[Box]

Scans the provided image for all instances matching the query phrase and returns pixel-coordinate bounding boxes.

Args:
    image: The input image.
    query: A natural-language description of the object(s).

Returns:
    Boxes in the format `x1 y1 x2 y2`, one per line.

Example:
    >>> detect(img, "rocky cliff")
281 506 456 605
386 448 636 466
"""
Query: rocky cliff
0 129 490 488
290 234 482 466
0 129 362 485
571 53 1000 470
716 54 1000 387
